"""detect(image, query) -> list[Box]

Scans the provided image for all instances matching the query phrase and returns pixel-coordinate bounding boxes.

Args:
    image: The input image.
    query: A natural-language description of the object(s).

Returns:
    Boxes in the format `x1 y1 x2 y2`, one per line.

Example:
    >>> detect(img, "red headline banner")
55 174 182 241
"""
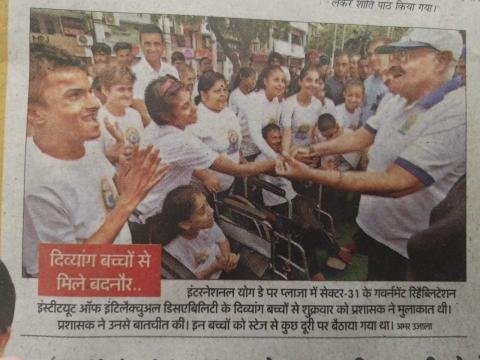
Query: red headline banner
38 244 161 297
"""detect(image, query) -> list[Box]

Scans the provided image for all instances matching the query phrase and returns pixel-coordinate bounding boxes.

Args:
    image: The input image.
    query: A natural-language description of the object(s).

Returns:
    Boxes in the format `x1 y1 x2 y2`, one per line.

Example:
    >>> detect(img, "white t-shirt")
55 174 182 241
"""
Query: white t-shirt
23 139 132 276
320 128 361 171
97 106 145 154
281 95 324 148
132 57 179 100
164 223 226 279
229 87 248 116
357 87 466 258
256 153 297 207
335 103 362 131
319 97 337 117
244 90 283 158
134 124 218 221
187 103 242 191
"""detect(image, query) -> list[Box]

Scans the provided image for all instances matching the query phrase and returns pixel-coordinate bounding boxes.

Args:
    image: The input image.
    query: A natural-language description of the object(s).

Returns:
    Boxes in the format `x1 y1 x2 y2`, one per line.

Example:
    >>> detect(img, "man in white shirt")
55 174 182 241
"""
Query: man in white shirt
277 28 465 281
131 24 179 126
23 44 168 277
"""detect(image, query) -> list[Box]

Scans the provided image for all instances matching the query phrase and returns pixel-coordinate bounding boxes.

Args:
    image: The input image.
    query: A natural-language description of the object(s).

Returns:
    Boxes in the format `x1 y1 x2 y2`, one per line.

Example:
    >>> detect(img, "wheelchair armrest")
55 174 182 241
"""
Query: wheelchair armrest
162 250 197 280
248 177 286 197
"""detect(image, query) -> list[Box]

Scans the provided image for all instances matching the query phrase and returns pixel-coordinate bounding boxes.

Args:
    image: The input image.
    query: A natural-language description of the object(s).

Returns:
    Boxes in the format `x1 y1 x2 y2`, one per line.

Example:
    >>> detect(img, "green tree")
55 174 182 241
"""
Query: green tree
307 23 407 58
168 15 289 73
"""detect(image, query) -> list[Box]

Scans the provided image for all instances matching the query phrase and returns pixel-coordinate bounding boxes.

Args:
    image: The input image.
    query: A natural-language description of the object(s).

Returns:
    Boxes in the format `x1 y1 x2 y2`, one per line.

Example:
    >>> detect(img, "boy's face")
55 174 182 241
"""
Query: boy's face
173 59 186 71
265 129 282 153
180 70 196 94
30 68 101 143
199 58 213 74
140 32 164 65
334 55 349 79
93 53 110 65
344 85 364 112
104 81 134 108
359 58 370 79
244 74 257 93
320 124 340 140
116 49 133 67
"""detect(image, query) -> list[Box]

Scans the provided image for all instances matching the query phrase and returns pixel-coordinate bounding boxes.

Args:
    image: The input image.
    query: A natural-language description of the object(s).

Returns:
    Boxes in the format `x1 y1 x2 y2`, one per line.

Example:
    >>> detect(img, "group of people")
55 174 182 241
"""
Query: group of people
23 24 466 281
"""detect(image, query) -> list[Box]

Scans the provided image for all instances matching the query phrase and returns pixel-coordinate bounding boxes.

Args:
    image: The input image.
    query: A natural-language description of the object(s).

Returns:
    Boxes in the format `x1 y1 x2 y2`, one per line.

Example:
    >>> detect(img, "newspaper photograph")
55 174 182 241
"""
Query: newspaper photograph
0 0 478 358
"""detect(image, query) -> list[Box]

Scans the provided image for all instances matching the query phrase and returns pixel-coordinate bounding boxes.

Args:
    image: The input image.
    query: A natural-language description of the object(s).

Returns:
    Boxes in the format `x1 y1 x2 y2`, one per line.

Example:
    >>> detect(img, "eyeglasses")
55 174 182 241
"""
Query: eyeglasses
390 47 437 63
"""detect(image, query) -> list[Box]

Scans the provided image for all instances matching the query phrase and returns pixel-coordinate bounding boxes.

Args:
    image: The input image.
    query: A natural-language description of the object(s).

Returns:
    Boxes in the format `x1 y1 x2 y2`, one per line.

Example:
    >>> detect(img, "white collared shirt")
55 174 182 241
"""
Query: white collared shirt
132 57 179 100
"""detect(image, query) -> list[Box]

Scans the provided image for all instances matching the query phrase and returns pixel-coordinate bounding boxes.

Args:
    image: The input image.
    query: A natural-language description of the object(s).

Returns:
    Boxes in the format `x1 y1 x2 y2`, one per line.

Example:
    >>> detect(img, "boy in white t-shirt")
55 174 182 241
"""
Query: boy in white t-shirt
334 80 365 131
97 65 146 164
256 124 351 278
312 113 361 226
312 113 361 171
23 44 168 277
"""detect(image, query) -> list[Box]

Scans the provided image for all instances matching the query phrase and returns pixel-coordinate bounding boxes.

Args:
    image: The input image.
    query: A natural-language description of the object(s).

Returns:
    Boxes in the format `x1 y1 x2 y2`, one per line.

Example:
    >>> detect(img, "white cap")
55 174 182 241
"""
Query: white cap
377 28 463 60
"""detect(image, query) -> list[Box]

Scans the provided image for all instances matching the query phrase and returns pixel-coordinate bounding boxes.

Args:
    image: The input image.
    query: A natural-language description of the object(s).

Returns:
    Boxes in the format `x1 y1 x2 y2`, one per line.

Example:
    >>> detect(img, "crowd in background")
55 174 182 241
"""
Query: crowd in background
23 23 466 282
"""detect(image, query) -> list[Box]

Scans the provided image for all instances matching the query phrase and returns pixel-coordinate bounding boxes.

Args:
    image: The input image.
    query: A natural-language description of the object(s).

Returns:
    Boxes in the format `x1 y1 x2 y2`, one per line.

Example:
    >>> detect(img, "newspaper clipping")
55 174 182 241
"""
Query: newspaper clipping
0 0 478 358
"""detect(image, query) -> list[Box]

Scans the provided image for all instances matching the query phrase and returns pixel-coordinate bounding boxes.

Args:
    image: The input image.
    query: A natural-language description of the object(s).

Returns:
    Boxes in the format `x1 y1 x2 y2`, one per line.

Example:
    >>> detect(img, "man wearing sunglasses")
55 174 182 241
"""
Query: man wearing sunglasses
277 28 465 280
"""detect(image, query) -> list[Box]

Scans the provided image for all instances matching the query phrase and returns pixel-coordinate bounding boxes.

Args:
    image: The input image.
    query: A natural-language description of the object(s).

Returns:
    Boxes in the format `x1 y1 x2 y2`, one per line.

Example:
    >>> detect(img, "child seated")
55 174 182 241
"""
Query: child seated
162 185 240 280
312 113 361 171
334 80 364 131
256 124 351 277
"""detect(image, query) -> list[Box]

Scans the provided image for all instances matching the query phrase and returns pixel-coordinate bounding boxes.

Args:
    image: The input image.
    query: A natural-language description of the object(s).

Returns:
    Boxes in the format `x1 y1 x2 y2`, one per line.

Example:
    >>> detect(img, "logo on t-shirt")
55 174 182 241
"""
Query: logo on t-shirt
227 129 239 154
295 123 311 140
194 250 210 267
125 127 141 145
100 177 118 210
398 114 418 135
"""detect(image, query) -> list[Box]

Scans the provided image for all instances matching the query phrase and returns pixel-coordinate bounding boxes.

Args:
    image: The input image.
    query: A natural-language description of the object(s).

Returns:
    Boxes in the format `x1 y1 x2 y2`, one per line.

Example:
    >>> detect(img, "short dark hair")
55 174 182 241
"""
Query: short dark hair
231 67 256 90
344 79 365 94
334 51 349 61
139 24 163 42
0 260 15 334
317 113 337 131
199 56 211 65
195 71 225 105
91 42 111 55
262 123 281 139
267 51 284 66
113 42 132 53
171 51 185 63
29 43 86 105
